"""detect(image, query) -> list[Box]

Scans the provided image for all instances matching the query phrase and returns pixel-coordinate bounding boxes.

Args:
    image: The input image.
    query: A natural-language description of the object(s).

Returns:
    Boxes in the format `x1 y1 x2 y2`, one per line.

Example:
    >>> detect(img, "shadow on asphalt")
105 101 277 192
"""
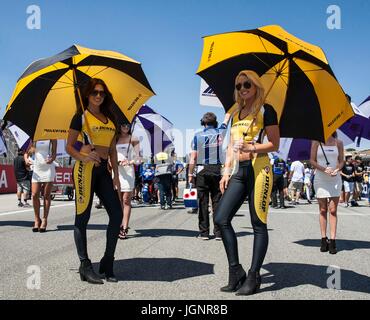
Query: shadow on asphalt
0 220 34 228
294 239 370 252
242 226 274 232
261 262 370 294
270 205 295 209
129 229 253 239
56 224 107 231
93 257 214 282
130 229 199 238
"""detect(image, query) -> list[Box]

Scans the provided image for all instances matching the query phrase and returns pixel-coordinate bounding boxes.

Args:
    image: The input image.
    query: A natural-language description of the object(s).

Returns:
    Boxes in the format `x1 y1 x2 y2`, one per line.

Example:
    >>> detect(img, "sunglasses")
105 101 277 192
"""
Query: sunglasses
235 81 252 91
90 90 106 98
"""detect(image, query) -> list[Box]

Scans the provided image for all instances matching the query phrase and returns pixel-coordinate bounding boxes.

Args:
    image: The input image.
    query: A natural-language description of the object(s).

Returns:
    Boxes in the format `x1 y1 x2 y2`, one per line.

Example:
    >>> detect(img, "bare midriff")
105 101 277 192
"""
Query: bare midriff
80 144 110 160
237 149 256 162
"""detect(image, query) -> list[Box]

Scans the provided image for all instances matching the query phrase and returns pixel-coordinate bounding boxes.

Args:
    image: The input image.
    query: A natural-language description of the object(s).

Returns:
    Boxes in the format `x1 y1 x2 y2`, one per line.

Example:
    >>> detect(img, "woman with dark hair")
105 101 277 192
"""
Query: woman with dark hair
214 70 280 296
115 122 140 239
66 78 122 284
310 131 344 254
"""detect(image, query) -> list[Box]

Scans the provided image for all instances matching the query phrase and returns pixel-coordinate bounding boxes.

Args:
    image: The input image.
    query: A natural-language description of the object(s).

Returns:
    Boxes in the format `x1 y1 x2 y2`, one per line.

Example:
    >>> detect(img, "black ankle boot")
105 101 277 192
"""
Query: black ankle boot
99 256 118 282
329 239 337 254
320 237 329 252
236 270 261 296
79 259 104 284
220 264 246 292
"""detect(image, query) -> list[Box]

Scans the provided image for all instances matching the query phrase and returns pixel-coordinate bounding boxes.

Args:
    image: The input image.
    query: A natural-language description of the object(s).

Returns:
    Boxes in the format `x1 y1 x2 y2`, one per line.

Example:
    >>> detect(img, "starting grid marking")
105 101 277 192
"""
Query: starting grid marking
0 203 75 217
1 203 368 218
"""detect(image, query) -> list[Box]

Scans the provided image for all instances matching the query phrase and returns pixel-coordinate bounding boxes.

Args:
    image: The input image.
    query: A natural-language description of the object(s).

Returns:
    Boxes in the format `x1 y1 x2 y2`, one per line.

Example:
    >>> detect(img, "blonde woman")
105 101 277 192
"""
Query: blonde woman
214 70 279 296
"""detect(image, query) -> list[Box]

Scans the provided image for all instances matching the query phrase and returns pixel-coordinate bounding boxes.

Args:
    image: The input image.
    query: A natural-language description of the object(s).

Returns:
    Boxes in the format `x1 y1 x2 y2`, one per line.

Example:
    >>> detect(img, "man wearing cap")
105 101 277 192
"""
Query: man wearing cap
189 112 231 240
271 156 287 208
341 155 356 207
154 151 174 210
353 155 364 204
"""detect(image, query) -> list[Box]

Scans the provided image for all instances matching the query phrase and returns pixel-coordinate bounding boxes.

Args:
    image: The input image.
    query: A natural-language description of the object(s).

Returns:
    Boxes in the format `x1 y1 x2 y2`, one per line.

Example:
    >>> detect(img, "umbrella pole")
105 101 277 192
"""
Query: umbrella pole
263 58 289 106
72 68 96 151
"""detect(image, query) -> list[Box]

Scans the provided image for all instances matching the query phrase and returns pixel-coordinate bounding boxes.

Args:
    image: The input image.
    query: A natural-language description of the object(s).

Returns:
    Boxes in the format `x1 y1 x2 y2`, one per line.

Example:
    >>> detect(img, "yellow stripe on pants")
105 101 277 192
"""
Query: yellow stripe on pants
73 160 94 215
252 154 273 224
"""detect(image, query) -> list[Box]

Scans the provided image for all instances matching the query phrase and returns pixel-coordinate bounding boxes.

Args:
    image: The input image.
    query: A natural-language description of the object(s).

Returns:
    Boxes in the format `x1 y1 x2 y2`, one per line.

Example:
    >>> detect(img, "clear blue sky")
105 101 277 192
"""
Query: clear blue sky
1 0 369 151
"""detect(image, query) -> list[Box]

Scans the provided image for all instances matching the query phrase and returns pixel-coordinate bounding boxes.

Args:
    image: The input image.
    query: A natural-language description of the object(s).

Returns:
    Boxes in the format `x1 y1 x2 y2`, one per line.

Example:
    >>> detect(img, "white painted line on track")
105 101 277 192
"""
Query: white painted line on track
238 209 370 217
0 203 75 217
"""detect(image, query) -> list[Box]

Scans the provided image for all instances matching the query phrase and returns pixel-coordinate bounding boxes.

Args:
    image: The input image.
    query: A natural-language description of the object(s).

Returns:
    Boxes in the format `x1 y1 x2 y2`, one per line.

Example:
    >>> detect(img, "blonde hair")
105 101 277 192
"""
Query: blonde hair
234 70 265 116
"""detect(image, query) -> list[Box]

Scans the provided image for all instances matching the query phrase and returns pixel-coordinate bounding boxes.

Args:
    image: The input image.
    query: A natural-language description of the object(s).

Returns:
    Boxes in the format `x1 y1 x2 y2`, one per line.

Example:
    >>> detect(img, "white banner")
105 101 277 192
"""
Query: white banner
270 138 293 162
199 79 223 108
358 97 370 118
8 125 30 149
0 130 7 154
56 140 69 158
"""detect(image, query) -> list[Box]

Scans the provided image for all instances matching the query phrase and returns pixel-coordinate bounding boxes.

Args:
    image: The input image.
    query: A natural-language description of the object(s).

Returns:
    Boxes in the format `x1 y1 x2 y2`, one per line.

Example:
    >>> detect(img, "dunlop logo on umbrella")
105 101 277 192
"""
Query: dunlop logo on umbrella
128 94 142 111
278 33 314 53
328 111 344 127
207 41 214 62
44 129 67 134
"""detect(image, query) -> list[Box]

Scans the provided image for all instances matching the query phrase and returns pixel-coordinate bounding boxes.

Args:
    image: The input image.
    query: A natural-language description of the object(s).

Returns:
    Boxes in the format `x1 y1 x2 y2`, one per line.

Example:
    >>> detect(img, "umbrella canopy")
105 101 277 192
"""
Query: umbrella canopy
196 25 354 142
8 124 31 151
358 96 370 118
271 138 311 162
339 102 370 142
132 105 174 158
4 45 155 141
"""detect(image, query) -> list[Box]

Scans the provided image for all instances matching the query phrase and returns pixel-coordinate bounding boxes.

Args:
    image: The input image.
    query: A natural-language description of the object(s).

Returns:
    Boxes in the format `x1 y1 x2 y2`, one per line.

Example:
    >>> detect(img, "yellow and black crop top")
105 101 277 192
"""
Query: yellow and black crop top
230 104 278 143
69 110 116 148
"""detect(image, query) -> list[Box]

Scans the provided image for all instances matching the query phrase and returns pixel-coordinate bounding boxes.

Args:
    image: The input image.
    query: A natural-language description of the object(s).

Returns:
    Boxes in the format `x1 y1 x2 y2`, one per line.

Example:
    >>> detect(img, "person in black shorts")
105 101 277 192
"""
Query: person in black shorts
13 149 31 207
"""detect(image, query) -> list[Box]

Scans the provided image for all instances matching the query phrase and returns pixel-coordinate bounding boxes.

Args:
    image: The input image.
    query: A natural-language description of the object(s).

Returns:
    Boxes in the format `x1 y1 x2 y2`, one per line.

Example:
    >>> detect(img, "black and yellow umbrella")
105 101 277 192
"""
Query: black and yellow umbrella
4 44 155 141
196 25 354 142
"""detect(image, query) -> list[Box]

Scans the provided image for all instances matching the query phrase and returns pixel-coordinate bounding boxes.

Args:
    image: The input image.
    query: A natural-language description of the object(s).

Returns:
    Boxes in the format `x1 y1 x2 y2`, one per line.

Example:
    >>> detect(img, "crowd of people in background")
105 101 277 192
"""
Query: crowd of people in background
269 155 369 208
94 150 184 211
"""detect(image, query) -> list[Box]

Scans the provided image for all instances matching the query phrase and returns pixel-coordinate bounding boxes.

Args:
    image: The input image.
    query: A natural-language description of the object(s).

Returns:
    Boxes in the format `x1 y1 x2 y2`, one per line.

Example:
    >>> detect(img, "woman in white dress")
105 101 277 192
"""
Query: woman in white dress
310 132 344 254
303 163 313 204
30 140 57 232
115 123 140 239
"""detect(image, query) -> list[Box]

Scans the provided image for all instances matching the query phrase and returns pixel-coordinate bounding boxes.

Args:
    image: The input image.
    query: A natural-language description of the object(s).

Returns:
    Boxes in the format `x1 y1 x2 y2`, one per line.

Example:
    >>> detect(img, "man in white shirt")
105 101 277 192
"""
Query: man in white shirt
289 160 305 205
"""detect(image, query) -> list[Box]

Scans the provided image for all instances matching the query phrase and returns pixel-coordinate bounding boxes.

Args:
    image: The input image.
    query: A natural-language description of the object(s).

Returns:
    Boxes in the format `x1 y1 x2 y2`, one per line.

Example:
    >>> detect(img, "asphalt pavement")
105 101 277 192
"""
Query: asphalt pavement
0 182 369 300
